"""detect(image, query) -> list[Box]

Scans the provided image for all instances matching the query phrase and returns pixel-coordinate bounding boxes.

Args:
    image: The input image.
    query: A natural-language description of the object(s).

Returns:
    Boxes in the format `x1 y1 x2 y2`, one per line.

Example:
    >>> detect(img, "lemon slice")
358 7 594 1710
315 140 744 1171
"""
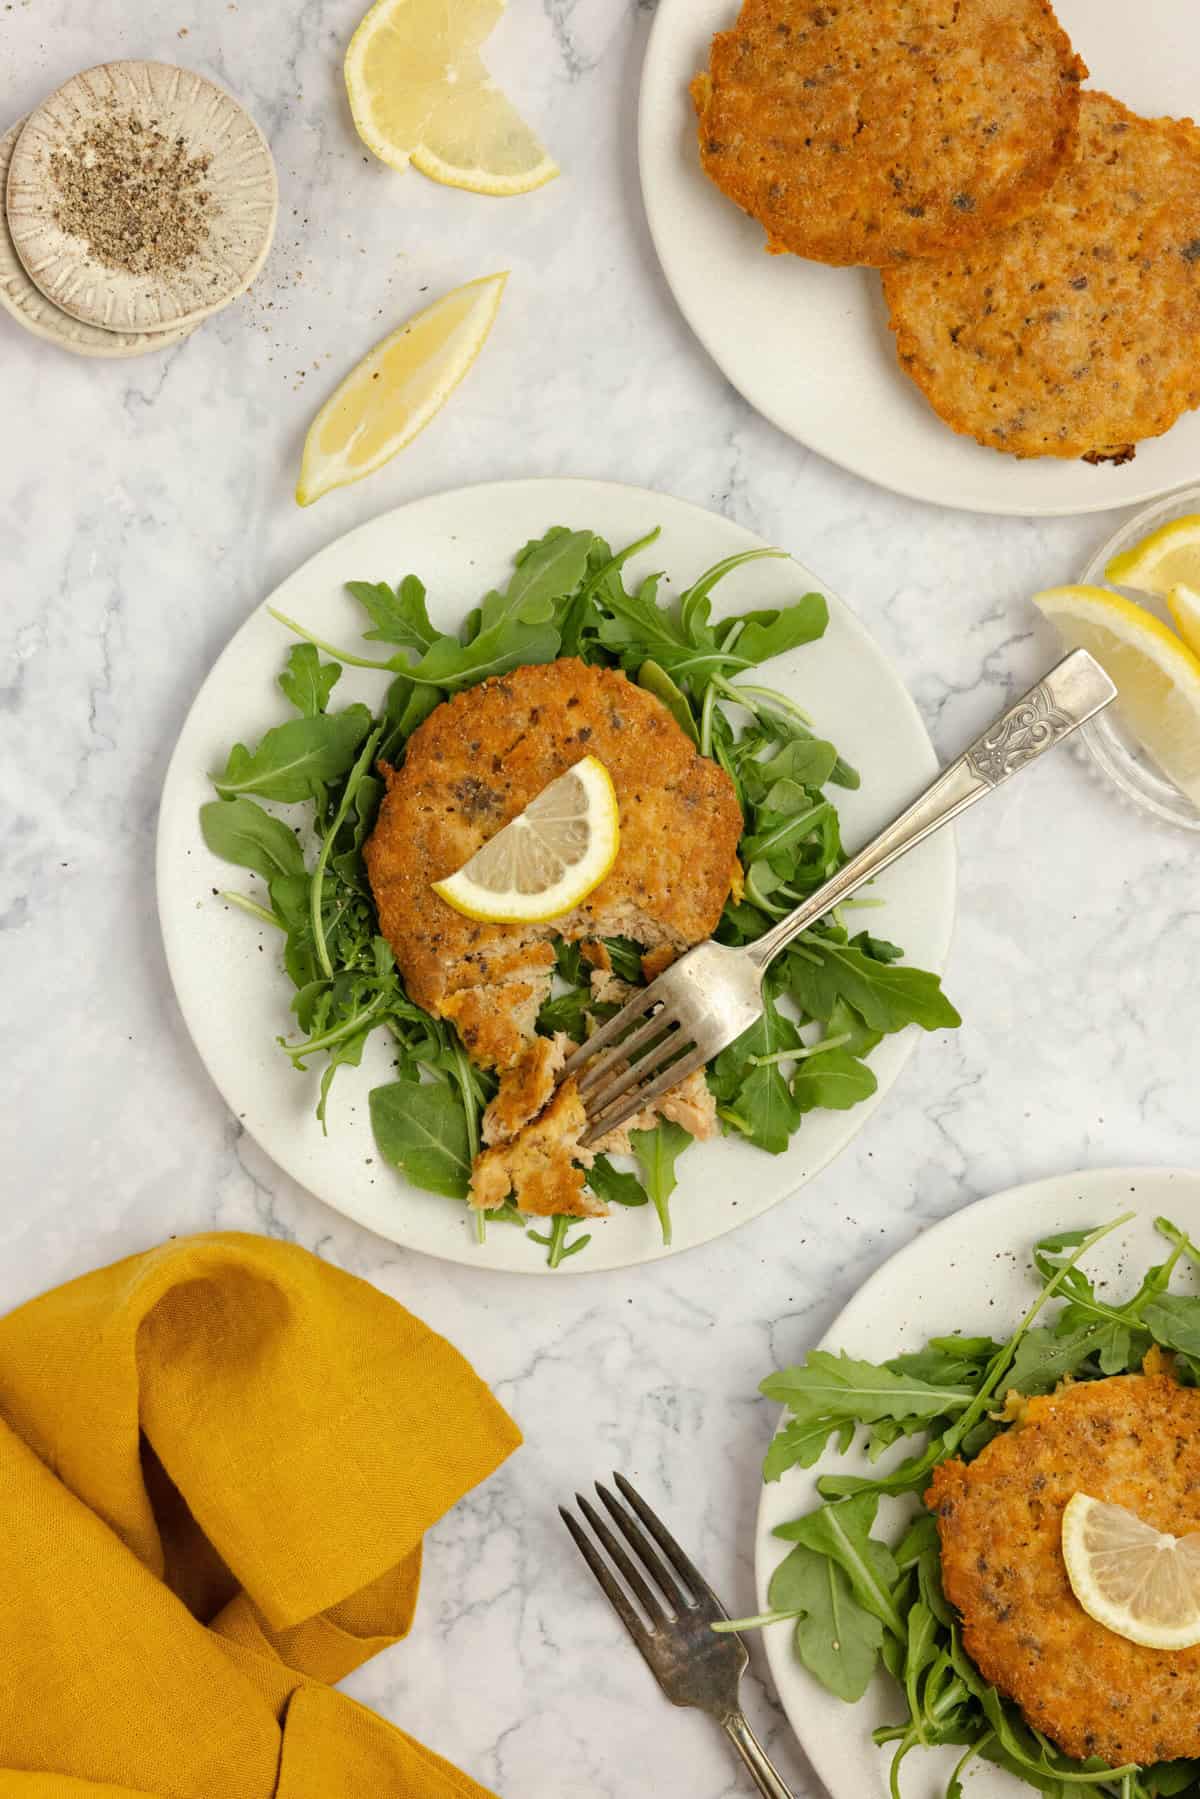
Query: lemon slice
1062 1493 1200 1650
296 273 505 506
1168 583 1200 659
1106 514 1200 597
344 0 559 196
433 756 619 923
1033 585 1200 805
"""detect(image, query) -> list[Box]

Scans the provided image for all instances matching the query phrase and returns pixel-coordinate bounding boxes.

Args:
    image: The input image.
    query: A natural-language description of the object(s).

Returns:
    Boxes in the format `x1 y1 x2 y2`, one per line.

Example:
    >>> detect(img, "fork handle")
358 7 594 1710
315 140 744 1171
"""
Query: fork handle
745 648 1115 972
722 1711 795 1797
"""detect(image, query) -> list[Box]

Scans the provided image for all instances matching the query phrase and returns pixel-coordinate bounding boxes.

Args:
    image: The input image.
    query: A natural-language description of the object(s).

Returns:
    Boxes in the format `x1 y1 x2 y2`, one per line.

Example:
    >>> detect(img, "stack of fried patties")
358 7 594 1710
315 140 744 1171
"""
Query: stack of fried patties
691 0 1200 465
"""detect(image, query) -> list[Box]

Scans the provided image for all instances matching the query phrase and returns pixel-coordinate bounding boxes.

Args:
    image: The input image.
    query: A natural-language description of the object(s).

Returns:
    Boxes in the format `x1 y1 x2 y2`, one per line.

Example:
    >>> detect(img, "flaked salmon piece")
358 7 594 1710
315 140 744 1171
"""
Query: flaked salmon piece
470 1080 603 1219
481 1033 573 1147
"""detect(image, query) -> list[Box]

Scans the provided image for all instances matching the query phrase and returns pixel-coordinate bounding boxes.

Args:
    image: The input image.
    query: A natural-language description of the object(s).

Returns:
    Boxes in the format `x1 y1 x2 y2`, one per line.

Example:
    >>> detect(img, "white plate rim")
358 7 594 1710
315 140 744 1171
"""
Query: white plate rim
637 0 1200 519
754 1164 1200 1797
156 475 957 1274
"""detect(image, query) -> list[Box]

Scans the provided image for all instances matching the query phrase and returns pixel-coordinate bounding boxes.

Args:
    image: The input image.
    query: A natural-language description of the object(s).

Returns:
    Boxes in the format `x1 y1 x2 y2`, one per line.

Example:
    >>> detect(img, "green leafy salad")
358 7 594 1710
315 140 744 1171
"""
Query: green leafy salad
199 524 959 1265
730 1214 1200 1799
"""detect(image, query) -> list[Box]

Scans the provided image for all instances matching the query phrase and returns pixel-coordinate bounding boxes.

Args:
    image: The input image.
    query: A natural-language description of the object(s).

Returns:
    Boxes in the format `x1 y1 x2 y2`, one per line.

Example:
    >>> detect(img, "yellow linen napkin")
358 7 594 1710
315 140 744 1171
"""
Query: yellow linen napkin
0 1232 522 1797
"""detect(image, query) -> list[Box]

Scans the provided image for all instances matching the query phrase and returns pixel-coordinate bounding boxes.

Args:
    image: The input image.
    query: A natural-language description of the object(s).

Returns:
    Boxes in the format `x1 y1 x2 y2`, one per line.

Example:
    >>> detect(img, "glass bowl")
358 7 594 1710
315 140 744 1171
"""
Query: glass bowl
1076 486 1200 833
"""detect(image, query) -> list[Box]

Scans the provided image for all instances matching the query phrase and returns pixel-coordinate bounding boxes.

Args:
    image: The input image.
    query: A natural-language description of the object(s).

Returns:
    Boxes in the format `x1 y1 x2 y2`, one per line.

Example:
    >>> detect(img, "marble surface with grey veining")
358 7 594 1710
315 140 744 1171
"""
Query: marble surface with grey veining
1 2 1198 1795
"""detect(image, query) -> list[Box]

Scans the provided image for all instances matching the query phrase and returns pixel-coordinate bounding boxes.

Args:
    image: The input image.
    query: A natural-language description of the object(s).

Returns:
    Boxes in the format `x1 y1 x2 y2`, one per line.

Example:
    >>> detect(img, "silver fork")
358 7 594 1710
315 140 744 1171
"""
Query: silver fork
562 648 1116 1145
560 1472 793 1798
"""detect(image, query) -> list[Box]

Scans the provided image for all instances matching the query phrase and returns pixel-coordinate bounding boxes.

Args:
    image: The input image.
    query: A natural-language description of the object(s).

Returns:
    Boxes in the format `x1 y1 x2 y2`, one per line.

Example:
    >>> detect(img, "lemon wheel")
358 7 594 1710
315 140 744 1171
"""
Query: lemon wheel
433 756 619 923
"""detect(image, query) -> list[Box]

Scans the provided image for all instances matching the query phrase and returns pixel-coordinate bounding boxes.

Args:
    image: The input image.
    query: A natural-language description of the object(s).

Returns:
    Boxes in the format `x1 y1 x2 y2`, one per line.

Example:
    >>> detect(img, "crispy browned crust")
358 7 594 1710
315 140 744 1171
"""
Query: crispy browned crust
470 1080 604 1219
691 0 1084 267
364 659 743 1070
928 1374 1200 1766
884 92 1200 459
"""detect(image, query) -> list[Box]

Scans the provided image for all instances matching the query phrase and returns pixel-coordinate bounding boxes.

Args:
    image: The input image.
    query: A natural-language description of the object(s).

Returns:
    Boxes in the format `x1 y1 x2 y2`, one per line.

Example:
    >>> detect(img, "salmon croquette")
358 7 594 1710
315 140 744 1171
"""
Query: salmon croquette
364 658 742 1071
928 1374 1200 1767
884 93 1200 461
690 0 1084 267
364 659 743 1217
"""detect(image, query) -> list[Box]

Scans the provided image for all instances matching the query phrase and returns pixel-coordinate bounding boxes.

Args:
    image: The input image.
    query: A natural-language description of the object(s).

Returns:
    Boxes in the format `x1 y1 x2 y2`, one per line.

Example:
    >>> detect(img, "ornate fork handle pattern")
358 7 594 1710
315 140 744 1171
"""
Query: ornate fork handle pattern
747 649 1117 971
966 681 1076 786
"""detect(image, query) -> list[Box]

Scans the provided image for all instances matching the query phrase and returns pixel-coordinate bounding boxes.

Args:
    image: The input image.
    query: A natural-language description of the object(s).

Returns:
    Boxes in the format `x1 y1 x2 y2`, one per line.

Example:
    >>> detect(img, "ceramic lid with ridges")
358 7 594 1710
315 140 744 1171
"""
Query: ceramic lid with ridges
6 61 277 332
0 118 194 357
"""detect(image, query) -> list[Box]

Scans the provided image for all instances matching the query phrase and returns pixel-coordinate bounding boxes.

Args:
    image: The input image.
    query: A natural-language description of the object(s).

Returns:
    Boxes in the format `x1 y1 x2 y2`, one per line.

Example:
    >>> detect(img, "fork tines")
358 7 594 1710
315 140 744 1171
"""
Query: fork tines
559 1471 725 1649
559 984 706 1145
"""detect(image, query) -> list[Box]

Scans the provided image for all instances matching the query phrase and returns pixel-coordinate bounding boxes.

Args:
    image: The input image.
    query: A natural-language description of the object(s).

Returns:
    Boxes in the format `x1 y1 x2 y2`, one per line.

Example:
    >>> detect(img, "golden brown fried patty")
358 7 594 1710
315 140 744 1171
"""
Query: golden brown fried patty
885 93 1200 460
364 659 743 1071
928 1374 1200 1766
690 0 1084 266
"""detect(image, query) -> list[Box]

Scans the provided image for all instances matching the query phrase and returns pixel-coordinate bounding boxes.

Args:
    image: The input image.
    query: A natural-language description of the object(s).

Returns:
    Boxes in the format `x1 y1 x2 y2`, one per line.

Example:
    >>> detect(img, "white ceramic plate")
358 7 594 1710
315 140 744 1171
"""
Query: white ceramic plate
157 478 955 1272
756 1166 1200 1797
639 0 1200 517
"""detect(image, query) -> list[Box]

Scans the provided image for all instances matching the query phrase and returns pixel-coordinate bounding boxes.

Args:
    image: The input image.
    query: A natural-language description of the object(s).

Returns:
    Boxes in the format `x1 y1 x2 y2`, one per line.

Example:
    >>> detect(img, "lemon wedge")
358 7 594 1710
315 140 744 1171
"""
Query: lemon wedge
1062 1493 1200 1650
1106 514 1200 597
344 0 558 196
1168 583 1200 660
433 756 619 923
296 273 506 507
1032 585 1200 805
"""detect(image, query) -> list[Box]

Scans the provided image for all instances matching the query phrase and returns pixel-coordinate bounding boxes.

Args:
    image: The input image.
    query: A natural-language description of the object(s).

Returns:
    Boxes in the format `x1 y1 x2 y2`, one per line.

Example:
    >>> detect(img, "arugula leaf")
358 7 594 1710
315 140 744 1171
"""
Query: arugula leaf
1141 1295 1200 1359
733 1058 805 1153
792 1049 878 1113
490 527 595 626
347 574 439 652
781 938 962 1033
405 619 561 691
769 1543 884 1703
825 995 884 1058
747 735 841 795
710 983 804 1153
1007 1322 1115 1394
762 1350 973 1432
774 1493 903 1639
278 642 341 716
763 1415 855 1481
630 1120 691 1247
200 797 307 881
637 659 699 743
212 705 373 803
726 591 829 665
369 1077 472 1200
595 569 688 668
588 1156 649 1208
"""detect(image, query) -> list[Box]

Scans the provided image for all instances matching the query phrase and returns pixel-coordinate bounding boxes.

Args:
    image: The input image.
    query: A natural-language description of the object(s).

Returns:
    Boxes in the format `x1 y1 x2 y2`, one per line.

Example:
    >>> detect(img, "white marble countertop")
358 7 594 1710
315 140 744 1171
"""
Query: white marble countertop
2 3 1198 1795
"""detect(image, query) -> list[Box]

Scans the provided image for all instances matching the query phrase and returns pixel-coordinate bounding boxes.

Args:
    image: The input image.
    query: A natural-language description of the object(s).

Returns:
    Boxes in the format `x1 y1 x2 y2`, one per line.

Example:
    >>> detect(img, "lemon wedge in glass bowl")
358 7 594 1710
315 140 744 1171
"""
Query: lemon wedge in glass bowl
1033 584 1200 808
1106 512 1200 598
433 756 619 923
1062 1493 1200 1651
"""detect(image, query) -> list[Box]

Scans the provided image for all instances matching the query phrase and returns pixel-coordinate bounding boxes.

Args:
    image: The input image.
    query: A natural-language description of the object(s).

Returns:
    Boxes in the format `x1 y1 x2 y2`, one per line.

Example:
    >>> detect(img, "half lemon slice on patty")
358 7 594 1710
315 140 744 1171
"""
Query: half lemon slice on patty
1062 1493 1200 1650
433 755 619 923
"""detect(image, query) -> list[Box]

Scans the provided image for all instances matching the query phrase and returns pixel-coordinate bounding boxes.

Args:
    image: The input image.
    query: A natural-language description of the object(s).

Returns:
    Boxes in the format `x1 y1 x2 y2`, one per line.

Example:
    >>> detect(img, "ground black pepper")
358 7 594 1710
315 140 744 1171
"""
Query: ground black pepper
50 109 215 276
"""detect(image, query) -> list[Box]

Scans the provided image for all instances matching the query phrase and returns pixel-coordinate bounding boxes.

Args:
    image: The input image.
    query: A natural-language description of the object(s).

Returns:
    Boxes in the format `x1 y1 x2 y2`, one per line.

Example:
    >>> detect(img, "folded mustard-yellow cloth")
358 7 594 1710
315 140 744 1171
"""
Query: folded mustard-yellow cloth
0 1232 522 1798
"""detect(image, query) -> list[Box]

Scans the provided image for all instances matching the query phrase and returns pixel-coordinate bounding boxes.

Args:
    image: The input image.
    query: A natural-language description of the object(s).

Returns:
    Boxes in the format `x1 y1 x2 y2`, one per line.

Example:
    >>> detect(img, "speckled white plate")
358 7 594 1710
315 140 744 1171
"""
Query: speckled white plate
7 61 277 332
756 1167 1200 1797
157 479 955 1272
639 0 1200 517
0 118 194 357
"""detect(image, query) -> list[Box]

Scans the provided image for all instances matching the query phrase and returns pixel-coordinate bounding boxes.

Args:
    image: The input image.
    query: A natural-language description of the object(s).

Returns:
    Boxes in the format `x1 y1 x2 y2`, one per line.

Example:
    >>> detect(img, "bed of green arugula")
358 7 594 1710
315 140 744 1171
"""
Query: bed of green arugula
199 524 959 1265
727 1215 1200 1799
